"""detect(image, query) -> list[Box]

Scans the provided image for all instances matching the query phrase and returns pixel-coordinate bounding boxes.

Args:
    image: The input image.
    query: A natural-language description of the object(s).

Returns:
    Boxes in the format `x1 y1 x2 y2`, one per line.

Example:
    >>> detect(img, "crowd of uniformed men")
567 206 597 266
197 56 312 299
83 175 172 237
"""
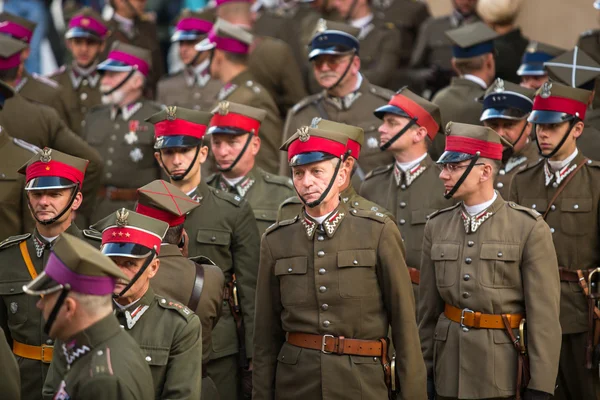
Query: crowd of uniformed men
1 0 600 399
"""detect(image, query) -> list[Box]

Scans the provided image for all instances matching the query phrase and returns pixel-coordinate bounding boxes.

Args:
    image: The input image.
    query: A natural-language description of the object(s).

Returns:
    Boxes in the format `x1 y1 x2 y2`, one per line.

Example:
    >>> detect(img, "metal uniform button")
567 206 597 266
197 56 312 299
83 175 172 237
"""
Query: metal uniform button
106 172 112 179
114 124 120 129
321 304 329 311
552 182 558 188
550 228 555 233
111 134 117 141
318 268 326 275
106 160 113 166
497 182 504 189
400 184 406 190
550 205 556 211
497 252 503 257
399 202 406 208
194 92 201 99
317 250 325 257
352 209 358 214
353 260 358 265
108 147 114 153
161 299 167 304
353 201 359 206
97 350 103 356
287 268 293 273
211 236 216 242
531 204 536 209
319 286 327 293
399 219 406 225
465 257 472 264
317 236 324 241
467 241 474 247
462 292 470 298
574 204 579 209
80 93 88 101
145 356 152 362
46 339 53 345
82 79 88 86
463 274 470 281
323 320 330 327
499 169 506 175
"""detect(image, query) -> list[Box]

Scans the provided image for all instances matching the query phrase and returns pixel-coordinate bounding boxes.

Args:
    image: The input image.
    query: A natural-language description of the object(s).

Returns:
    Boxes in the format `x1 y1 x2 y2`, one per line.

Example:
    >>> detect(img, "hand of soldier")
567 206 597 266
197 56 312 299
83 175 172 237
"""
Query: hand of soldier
427 377 435 400
242 361 253 399
179 229 189 258
523 389 551 400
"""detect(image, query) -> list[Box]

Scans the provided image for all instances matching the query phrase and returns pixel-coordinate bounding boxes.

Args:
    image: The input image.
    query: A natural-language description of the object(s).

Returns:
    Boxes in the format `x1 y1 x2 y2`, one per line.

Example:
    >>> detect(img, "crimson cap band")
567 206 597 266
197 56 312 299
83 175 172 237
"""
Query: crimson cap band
281 126 348 166
0 34 27 70
97 41 151 77
146 106 212 149
195 19 253 54
0 12 36 43
208 101 266 136
310 118 364 160
437 122 505 164
172 9 215 42
66 8 108 40
529 81 590 124
136 180 199 227
19 148 88 190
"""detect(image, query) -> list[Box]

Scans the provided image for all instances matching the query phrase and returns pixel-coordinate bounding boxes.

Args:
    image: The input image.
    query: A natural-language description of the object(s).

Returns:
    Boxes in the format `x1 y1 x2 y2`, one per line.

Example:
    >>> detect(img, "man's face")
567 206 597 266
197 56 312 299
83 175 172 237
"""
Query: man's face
535 120 579 158
452 0 478 15
100 70 138 105
313 54 353 89
331 0 363 17
483 118 530 153
378 114 416 152
111 255 157 300
67 38 104 68
154 146 206 181
27 188 79 223
292 159 341 205
179 40 206 65
115 0 147 18
211 134 259 175
520 75 548 90
438 160 485 199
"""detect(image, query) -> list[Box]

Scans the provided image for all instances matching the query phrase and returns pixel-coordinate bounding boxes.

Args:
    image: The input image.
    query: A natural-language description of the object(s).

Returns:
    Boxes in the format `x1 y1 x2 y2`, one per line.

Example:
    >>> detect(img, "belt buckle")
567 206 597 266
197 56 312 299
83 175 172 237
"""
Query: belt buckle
321 334 334 354
41 344 53 363
460 308 474 331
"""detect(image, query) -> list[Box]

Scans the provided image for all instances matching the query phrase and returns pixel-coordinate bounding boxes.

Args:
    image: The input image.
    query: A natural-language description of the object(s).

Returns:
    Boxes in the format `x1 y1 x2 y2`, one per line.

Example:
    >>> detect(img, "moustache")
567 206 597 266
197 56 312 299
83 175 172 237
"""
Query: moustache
317 73 338 79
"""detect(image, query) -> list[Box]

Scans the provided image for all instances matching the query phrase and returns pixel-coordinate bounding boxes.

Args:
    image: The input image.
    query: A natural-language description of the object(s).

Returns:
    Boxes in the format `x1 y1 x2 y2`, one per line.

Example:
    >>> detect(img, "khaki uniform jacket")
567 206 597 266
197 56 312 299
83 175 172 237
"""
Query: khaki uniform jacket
249 35 308 117
16 71 70 128
358 18 402 90
418 195 561 398
0 89 104 227
577 124 600 162
0 328 19 399
185 180 260 360
207 166 295 235
219 70 283 175
282 78 394 177
496 141 540 198
48 315 154 400
0 131 39 241
156 70 222 111
45 288 202 400
0 225 100 400
253 201 427 400
82 101 163 223
509 152 600 334
48 64 103 135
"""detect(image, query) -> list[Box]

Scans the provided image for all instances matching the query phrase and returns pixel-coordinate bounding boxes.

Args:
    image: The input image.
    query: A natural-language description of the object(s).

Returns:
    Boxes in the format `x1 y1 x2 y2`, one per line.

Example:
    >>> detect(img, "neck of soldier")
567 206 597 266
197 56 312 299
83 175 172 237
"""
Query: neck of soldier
462 181 495 207
220 63 248 84
392 142 427 164
117 89 143 108
305 192 340 218
115 283 149 306
327 72 358 98
171 168 201 194
35 213 72 238
222 158 254 180
60 306 113 342
349 4 371 20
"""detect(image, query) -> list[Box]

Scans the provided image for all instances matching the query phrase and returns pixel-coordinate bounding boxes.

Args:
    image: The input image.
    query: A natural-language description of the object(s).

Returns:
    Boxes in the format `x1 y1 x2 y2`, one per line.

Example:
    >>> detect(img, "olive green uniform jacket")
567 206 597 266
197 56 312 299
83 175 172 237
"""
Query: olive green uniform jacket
0 224 100 400
357 17 402 90
207 166 295 235
49 314 154 400
282 77 394 178
578 123 600 162
253 201 427 400
82 100 163 223
15 71 70 128
496 141 540 199
156 69 222 111
0 328 20 400
418 195 561 398
48 64 103 136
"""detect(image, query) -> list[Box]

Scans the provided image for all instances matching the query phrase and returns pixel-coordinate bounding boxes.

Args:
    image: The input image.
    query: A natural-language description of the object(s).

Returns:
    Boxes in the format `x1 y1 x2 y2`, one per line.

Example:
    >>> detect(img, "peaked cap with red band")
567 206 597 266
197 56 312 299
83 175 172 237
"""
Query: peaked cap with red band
437 122 510 164
373 87 441 140
66 7 108 41
97 41 152 77
172 9 215 42
0 34 27 71
0 12 36 44
310 118 364 160
528 81 590 124
136 180 199 227
195 19 253 54
281 126 348 167
92 208 168 258
18 148 88 191
208 101 266 136
146 106 212 149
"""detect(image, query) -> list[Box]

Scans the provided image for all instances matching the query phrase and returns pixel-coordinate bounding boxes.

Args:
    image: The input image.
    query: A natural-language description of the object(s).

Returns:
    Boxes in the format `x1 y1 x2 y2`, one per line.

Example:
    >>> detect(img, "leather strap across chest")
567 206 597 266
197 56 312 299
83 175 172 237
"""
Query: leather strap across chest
542 158 588 220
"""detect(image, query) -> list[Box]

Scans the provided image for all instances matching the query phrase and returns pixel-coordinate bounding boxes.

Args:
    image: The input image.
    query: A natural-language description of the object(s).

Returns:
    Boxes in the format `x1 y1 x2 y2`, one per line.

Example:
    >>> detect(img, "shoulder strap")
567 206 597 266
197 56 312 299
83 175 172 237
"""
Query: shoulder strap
187 262 205 312
543 158 588 220
19 241 38 280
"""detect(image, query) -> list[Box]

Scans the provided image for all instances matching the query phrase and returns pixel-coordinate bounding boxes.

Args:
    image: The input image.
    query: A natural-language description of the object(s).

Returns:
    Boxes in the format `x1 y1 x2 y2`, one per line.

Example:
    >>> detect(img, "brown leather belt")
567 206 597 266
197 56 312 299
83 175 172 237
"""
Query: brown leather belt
287 332 383 356
13 340 53 363
98 186 138 201
408 267 420 285
444 304 523 329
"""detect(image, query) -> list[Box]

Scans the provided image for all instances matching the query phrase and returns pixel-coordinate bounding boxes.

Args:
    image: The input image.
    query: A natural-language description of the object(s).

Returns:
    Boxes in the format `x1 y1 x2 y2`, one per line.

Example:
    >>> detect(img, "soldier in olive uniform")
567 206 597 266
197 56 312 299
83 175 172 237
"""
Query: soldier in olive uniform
431 22 498 161
0 149 101 400
419 122 561 400
24 233 154 400
359 88 450 301
48 8 108 136
282 21 394 180
517 41 564 90
254 124 427 399
135 179 225 400
0 12 70 127
206 101 294 234
509 82 600 400
577 4 600 111
157 9 222 111
147 106 260 400
480 78 539 198
196 19 283 175
85 41 163 223
1 328 20 399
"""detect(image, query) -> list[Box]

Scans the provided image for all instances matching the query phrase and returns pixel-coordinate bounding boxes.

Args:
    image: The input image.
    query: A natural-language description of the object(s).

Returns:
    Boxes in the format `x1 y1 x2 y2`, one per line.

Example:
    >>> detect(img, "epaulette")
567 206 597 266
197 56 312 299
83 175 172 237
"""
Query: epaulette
385 22 396 30
13 138 40 154
31 73 60 89
0 233 31 250
82 229 102 241
205 173 217 184
427 202 461 220
265 215 298 235
157 296 195 321
515 157 545 175
189 255 216 266
89 345 115 377
366 84 393 101
212 187 243 206
507 201 541 220
585 158 600 169
348 208 387 223
290 92 324 114
244 80 261 95
280 196 301 207
364 163 393 180
46 65 66 78
261 170 293 188
580 29 600 38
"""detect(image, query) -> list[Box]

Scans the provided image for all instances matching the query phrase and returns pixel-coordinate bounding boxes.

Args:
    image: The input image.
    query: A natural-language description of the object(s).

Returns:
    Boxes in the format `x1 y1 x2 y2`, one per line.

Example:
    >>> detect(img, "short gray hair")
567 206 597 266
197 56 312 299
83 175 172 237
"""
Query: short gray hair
71 292 113 316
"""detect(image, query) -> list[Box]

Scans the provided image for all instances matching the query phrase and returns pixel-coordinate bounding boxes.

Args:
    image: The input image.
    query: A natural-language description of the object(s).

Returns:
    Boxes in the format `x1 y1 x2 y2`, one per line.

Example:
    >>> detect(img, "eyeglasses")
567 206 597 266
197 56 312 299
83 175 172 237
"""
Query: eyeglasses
312 55 348 70
441 163 485 173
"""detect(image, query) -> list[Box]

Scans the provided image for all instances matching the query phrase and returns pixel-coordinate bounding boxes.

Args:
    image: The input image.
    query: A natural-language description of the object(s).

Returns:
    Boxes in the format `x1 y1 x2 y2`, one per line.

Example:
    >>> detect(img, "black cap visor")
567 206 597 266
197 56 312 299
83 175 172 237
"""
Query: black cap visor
290 152 336 167
528 110 575 124
25 177 77 191
207 126 251 136
154 135 202 150
373 104 411 120
437 151 475 164
97 59 134 74
309 47 354 61
23 271 63 296
65 27 102 41
516 63 546 77
171 30 204 42
101 243 153 259
481 107 529 121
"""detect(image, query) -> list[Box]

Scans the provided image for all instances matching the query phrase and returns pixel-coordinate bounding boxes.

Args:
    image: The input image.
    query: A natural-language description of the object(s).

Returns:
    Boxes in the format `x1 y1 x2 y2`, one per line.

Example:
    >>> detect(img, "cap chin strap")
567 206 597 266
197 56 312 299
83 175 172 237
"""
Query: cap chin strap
43 285 71 335
501 121 529 163
216 134 254 172
295 152 348 208
101 68 137 96
186 51 202 68
29 187 78 226
379 117 418 151
160 146 201 182
114 249 157 299
443 153 480 200
324 52 356 92
344 0 359 23
535 119 577 159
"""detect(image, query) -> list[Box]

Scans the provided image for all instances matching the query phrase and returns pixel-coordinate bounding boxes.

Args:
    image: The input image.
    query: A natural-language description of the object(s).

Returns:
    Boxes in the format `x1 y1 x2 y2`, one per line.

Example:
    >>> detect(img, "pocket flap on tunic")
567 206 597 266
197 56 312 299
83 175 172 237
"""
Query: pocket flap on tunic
277 342 302 365
0 281 26 295
195 229 231 246
434 317 451 342
274 257 308 276
480 243 520 261
253 209 278 222
337 249 376 268
430 243 459 261
140 346 170 366
561 198 592 213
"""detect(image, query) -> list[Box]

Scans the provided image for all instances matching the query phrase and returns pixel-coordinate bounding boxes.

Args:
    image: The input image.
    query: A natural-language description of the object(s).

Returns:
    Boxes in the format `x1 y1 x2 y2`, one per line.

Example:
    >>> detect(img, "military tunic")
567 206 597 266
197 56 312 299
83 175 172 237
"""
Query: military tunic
51 314 154 400
418 196 561 398
282 78 394 178
82 101 163 223
496 141 540 198
207 166 295 235
48 64 103 136
152 244 225 400
577 124 600 162
15 71 70 128
356 18 402 90
1 328 20 399
0 224 100 400
185 180 260 400
253 201 427 400
156 69 222 111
